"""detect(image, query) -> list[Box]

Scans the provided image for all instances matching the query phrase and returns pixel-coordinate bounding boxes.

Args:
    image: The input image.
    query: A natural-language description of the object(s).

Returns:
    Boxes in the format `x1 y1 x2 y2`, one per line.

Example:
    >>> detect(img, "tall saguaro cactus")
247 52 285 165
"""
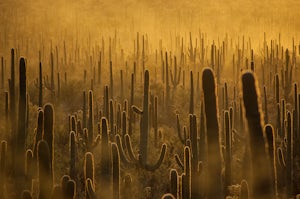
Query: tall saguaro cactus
112 143 120 199
131 70 166 171
16 57 27 176
88 90 94 145
242 72 274 199
43 103 54 182
133 70 150 164
38 140 52 199
38 62 43 107
202 67 222 199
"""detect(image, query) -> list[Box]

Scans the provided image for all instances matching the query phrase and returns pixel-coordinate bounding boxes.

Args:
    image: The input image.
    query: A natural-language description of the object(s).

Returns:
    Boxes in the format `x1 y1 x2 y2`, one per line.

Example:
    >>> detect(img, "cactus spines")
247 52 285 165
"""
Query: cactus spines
242 72 274 199
16 57 27 176
202 67 222 199
38 140 52 199
112 143 120 199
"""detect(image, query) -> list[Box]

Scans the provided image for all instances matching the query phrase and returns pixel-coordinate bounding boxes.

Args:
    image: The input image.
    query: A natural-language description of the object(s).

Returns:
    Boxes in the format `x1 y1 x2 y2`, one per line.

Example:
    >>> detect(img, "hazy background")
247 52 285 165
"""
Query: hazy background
1 0 300 45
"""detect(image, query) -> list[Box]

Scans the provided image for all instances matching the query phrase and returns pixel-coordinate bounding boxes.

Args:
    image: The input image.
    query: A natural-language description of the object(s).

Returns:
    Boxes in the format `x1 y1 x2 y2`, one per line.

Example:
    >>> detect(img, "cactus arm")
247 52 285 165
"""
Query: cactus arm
124 134 138 162
176 114 185 144
277 147 286 168
170 70 175 86
138 144 167 171
132 105 143 114
174 154 184 170
115 135 133 166
242 72 274 199
86 178 98 199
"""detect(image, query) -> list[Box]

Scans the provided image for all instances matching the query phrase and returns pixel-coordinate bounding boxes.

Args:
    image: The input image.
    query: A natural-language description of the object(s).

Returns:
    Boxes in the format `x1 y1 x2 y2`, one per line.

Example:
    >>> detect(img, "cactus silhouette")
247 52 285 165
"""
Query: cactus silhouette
242 71 274 199
131 70 167 171
16 57 26 176
22 190 32 199
0 140 7 198
202 67 222 199
112 143 120 199
43 103 54 181
69 131 77 180
38 140 52 199
161 193 176 199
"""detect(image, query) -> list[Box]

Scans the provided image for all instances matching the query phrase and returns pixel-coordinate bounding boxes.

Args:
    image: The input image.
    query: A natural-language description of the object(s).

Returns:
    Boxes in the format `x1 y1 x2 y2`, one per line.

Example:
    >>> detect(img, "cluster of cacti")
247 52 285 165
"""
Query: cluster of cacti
1 15 300 199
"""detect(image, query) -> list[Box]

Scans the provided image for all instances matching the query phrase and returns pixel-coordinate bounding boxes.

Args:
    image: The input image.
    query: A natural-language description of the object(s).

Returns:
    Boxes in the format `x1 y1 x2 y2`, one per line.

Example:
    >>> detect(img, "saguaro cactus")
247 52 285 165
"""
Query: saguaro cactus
84 152 95 199
0 140 7 197
131 70 166 171
100 117 110 179
240 180 249 199
202 67 222 199
169 169 178 198
16 57 27 176
33 109 44 159
69 131 77 180
38 140 52 199
190 71 194 115
43 104 54 181
224 111 231 195
265 124 276 195
112 143 120 199
88 90 94 146
38 62 43 107
242 71 274 199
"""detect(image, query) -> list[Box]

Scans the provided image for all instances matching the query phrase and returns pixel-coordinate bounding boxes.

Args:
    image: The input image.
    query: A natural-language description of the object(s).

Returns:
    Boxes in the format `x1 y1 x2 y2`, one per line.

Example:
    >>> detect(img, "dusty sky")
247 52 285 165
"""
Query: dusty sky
0 0 300 51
